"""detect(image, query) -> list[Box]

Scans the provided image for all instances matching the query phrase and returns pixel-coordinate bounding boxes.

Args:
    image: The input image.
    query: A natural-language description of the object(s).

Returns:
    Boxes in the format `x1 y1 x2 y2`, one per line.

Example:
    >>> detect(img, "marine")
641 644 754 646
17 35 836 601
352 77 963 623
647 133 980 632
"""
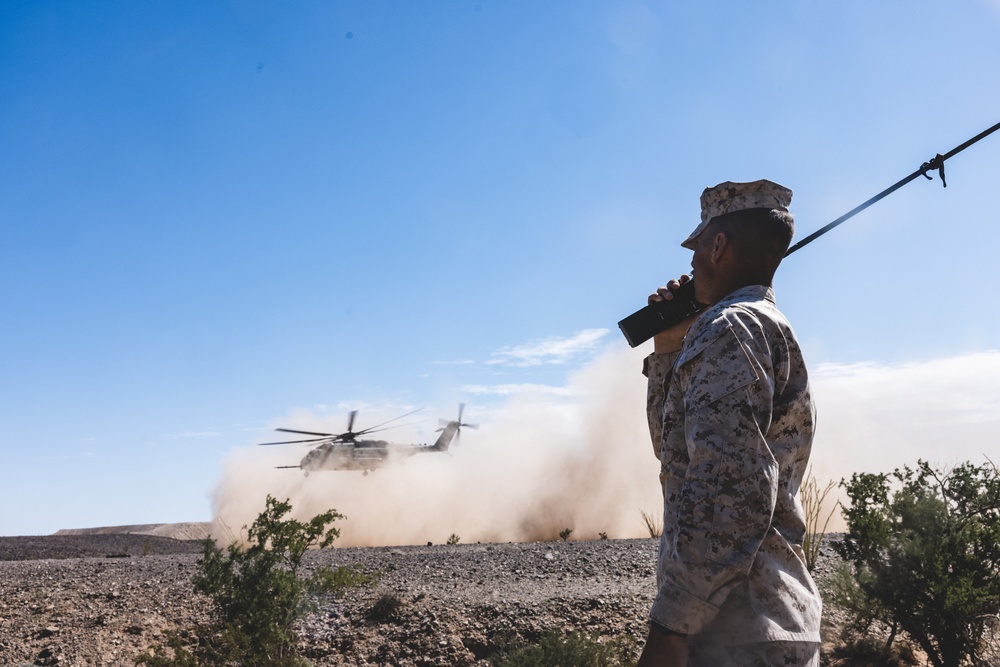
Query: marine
636 180 822 667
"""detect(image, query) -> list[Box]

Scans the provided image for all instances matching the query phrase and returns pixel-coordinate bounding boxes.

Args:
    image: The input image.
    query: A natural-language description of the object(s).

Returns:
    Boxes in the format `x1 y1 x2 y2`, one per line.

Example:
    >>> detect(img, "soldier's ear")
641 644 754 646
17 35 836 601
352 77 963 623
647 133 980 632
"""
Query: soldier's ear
710 231 729 263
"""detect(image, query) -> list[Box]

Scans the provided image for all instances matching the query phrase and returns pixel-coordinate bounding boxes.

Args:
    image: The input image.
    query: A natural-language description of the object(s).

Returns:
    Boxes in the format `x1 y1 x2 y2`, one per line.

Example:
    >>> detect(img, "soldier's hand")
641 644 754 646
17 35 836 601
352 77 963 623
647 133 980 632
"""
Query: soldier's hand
637 628 688 667
647 275 699 355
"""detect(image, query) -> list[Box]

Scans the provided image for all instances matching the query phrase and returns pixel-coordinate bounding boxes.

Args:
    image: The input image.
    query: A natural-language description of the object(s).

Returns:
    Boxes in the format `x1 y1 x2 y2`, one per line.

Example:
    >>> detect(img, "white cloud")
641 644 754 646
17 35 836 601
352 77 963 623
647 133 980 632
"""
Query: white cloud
487 328 610 367
459 383 576 397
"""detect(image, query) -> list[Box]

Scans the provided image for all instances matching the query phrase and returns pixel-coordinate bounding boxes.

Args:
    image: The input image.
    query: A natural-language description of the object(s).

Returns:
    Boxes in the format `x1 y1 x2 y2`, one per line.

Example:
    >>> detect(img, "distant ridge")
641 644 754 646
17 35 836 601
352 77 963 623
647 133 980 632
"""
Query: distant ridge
54 522 212 541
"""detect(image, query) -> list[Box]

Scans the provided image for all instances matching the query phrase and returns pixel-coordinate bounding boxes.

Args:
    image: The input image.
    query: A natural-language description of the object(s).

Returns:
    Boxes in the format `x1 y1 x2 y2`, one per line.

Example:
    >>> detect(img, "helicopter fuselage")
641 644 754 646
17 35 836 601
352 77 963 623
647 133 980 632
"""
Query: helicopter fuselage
295 420 462 473
263 407 472 474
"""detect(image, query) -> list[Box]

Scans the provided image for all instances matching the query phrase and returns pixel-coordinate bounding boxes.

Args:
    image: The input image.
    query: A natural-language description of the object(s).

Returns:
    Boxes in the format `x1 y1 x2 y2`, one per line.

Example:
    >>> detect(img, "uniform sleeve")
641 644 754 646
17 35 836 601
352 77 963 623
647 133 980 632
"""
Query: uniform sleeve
644 351 680 461
650 325 779 636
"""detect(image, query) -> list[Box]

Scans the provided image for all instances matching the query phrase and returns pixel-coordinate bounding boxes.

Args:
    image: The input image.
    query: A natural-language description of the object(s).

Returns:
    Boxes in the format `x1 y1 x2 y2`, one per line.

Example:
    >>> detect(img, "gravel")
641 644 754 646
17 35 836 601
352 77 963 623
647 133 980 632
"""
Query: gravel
0 533 845 666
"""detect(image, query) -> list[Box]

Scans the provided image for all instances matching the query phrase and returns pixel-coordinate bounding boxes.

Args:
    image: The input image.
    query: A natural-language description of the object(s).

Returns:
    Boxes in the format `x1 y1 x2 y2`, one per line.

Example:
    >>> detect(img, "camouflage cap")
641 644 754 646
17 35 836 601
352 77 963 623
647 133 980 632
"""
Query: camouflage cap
681 179 793 250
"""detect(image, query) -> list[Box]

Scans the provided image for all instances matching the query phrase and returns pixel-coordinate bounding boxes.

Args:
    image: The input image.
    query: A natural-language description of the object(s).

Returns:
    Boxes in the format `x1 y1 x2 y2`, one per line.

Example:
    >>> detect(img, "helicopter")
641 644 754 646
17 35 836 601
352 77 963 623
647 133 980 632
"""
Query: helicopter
258 405 477 474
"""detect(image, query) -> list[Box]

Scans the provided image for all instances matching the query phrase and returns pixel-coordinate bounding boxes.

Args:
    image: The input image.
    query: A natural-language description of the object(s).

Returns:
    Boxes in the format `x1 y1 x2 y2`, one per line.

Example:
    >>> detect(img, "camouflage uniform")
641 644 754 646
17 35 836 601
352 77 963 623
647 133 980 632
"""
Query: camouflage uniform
644 284 821 666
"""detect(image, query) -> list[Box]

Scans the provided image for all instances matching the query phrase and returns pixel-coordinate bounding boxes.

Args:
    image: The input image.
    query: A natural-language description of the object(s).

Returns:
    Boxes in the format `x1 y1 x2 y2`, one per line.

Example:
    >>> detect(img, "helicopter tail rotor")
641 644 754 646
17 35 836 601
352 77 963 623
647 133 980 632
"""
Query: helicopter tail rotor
437 403 478 446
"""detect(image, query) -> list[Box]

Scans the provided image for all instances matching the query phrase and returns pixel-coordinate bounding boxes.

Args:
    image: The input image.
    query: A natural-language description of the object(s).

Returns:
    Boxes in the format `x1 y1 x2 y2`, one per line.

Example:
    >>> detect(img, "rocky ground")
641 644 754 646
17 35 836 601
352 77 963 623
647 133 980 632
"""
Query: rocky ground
0 533 846 666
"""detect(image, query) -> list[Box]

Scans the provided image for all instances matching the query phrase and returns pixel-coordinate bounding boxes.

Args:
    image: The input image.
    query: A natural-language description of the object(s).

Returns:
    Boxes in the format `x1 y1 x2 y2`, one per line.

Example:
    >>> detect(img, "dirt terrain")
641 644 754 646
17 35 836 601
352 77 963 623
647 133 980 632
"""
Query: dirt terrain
0 533 844 666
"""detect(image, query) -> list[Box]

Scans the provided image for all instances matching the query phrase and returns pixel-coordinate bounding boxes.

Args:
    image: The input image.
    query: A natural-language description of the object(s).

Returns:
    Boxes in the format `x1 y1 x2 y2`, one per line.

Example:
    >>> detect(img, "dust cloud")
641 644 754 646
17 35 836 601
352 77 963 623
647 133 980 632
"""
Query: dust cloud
211 345 663 547
211 347 1000 545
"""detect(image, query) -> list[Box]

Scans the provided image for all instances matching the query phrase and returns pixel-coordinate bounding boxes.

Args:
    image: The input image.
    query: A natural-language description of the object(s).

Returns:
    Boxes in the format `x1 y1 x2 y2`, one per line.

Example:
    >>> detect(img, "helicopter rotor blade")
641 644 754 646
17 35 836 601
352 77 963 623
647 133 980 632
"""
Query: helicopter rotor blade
447 404 478 445
352 408 425 437
275 428 334 437
455 420 478 444
454 403 477 431
258 437 332 446
359 421 423 436
346 410 357 435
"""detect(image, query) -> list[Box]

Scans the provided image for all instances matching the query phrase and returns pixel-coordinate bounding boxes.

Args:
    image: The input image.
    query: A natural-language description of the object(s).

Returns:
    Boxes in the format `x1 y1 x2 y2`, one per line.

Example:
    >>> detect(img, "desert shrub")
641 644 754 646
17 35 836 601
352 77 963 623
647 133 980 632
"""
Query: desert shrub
639 510 661 539
834 459 1000 667
366 591 405 623
829 635 919 667
447 533 461 545
559 528 572 541
821 560 893 642
800 465 837 572
136 495 378 667
491 630 635 667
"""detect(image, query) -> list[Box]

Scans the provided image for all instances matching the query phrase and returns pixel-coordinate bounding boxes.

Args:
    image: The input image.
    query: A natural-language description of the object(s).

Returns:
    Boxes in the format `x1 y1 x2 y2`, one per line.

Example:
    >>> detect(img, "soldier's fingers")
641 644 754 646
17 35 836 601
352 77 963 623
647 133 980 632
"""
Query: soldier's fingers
648 276 689 304
648 287 673 304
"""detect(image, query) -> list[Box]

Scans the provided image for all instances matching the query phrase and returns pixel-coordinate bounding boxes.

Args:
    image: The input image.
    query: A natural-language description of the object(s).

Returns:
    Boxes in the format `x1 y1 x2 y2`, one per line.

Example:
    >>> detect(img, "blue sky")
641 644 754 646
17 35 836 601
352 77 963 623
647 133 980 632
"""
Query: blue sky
3 2 1000 537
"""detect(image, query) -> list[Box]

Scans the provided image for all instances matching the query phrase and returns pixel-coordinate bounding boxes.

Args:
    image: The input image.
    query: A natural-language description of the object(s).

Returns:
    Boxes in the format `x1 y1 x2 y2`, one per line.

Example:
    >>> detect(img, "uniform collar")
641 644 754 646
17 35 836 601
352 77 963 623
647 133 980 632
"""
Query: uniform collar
713 284 775 308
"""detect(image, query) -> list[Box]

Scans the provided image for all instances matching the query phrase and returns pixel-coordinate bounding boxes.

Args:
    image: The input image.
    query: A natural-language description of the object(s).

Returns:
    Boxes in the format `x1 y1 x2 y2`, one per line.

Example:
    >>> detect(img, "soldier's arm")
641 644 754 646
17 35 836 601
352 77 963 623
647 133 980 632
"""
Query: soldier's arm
643 351 677 460
643 277 699 458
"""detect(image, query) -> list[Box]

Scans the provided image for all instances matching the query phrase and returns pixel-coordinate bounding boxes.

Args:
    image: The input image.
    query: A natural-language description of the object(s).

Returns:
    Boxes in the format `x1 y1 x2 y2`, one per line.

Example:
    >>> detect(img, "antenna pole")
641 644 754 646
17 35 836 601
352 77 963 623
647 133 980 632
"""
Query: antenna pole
784 120 1000 256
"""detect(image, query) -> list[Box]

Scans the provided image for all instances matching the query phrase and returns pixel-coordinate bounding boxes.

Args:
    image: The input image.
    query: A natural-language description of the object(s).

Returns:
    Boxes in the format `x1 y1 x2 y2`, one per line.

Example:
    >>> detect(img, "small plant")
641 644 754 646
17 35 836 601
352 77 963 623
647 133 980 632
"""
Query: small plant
490 629 635 666
447 533 461 545
598 532 608 540
829 635 919 667
639 509 662 538
366 592 405 623
800 465 838 572
559 528 572 541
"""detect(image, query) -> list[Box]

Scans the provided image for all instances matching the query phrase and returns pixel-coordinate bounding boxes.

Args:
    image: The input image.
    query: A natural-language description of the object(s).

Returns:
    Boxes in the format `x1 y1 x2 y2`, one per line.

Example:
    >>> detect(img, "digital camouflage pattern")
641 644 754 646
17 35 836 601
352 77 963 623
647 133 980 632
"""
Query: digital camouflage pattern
643 284 821 652
681 179 793 250
688 640 820 667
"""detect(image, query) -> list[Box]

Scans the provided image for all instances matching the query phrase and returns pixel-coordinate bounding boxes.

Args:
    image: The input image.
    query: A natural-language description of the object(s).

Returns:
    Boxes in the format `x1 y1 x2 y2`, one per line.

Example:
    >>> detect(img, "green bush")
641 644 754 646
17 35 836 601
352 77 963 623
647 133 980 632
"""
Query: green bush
137 495 378 667
835 459 1000 667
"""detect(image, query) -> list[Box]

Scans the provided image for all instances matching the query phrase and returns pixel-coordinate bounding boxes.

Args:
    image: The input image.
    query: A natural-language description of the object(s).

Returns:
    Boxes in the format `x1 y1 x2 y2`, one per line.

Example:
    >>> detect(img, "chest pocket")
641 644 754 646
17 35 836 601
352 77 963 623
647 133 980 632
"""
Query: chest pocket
679 325 760 411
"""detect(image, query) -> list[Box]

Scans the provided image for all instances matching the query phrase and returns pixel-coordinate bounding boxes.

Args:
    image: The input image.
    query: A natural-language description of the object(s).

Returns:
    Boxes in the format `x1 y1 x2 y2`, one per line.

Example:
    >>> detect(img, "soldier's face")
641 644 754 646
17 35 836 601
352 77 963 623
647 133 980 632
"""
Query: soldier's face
690 230 715 303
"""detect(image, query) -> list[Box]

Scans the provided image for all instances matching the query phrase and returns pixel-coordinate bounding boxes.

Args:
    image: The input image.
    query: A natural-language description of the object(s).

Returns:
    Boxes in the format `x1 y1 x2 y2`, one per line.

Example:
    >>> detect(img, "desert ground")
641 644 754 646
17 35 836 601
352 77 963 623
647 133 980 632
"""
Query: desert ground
0 526 856 667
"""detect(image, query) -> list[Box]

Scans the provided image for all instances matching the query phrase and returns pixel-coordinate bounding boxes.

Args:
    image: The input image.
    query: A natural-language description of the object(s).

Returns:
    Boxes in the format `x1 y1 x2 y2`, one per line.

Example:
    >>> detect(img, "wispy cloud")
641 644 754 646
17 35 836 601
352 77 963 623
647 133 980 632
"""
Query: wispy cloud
487 328 610 367
459 383 577 397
